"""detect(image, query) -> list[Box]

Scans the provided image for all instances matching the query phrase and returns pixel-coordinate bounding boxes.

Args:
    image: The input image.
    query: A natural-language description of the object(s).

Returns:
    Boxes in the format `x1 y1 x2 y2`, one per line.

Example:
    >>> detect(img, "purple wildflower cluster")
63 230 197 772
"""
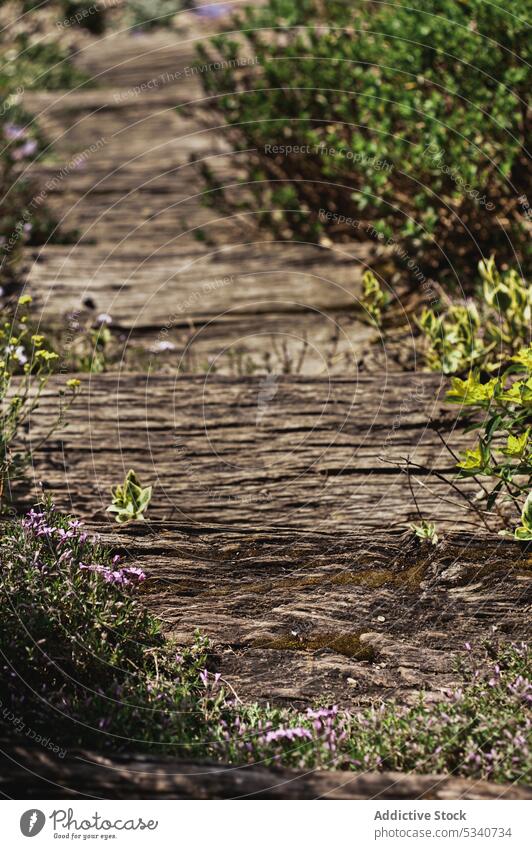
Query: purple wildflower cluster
22 509 88 543
21 508 146 586
3 124 38 161
200 669 221 690
80 560 146 586
218 704 349 767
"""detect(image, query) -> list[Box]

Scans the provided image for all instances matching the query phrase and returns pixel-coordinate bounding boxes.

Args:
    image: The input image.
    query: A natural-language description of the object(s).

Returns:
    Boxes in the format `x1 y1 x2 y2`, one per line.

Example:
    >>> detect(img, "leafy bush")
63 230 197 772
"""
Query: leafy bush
191 0 531 278
127 0 185 30
446 345 532 533
1 505 530 783
418 258 530 374
22 1 106 33
0 296 79 506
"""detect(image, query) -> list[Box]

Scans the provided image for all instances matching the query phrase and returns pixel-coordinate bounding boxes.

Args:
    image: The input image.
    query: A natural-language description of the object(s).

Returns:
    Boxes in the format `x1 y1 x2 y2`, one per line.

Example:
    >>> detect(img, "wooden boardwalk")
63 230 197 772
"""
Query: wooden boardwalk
24 21 382 375
8 15 530 799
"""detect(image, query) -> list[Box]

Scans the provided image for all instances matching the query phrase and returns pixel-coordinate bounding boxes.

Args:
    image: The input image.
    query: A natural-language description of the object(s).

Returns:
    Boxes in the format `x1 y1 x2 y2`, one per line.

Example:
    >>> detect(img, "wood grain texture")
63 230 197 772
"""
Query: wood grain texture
24 372 478 531
1 744 529 800
94 521 532 706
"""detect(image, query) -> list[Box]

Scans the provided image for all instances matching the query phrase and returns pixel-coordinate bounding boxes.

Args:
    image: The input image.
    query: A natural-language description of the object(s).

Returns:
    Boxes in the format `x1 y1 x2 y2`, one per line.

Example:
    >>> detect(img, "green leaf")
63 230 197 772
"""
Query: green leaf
501 430 530 457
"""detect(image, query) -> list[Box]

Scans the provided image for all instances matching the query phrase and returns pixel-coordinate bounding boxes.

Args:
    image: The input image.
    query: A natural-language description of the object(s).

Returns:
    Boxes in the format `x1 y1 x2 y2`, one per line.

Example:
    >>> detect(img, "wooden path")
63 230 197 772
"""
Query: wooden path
23 18 383 375
7 13 530 799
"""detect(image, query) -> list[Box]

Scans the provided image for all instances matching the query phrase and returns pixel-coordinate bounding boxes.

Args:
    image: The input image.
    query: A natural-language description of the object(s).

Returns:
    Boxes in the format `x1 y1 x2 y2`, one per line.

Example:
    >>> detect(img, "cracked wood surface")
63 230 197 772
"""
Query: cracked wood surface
96 522 531 707
22 372 532 708
24 372 479 531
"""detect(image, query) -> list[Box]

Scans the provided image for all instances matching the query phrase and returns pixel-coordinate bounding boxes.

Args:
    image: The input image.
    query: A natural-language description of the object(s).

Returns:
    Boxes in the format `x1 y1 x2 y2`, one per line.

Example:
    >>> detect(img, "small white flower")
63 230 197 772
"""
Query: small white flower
95 313 112 326
6 344 27 365
150 340 176 353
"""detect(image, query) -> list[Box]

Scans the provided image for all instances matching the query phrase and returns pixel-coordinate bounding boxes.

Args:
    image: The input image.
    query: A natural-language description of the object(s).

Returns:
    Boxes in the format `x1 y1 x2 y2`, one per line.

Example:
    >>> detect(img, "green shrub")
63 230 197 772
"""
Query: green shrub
0 4 89 286
418 258 530 374
127 0 184 30
191 0 530 279
446 344 532 532
22 1 107 33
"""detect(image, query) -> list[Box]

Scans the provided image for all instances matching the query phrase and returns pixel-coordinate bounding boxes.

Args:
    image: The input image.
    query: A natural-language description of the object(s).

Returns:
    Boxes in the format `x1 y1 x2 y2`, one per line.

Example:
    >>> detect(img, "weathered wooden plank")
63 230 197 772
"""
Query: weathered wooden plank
1 744 529 800
82 522 530 706
24 373 480 532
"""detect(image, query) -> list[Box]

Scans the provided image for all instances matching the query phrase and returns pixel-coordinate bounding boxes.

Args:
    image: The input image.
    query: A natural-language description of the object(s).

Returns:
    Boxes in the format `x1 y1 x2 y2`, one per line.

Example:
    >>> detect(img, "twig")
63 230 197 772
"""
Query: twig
398 456 493 533
405 457 424 522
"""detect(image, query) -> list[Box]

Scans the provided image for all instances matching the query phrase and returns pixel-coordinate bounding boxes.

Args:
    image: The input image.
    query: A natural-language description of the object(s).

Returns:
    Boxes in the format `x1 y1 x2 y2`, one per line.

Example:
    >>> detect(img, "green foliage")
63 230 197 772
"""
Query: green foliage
514 492 532 541
191 0 530 277
446 346 532 532
418 259 531 374
107 469 153 523
360 270 389 328
22 1 106 34
0 3 90 287
76 324 113 373
409 520 439 545
0 296 79 505
127 0 184 29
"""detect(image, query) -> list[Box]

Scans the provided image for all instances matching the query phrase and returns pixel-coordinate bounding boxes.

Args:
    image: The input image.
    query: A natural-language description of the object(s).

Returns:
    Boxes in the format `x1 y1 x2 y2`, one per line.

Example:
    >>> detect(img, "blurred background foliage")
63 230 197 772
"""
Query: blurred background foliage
190 0 531 284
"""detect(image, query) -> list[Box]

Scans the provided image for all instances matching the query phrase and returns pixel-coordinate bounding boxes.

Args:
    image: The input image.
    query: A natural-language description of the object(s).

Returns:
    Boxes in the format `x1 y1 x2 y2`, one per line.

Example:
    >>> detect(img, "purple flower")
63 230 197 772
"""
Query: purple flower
193 3 232 18
12 139 38 160
122 566 146 582
80 562 145 586
4 124 25 141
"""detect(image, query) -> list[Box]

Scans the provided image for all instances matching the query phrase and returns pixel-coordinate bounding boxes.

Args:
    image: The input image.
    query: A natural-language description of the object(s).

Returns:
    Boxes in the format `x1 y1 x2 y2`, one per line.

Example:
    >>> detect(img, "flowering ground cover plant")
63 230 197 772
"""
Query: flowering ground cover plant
1 504 530 783
0 503 212 750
